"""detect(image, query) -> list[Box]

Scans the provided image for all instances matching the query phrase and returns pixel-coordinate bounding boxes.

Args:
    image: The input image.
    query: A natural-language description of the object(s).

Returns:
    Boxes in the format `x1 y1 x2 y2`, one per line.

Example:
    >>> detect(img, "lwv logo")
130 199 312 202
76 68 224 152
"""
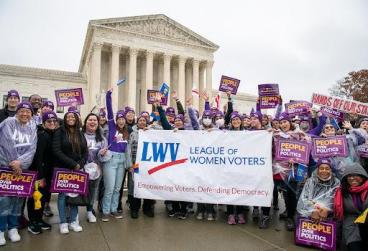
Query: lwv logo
140 142 187 175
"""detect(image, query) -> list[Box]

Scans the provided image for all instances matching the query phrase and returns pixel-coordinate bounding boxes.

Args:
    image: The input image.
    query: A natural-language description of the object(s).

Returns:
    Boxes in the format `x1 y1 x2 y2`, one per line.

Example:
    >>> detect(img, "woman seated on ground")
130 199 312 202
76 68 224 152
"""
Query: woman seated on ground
297 159 340 221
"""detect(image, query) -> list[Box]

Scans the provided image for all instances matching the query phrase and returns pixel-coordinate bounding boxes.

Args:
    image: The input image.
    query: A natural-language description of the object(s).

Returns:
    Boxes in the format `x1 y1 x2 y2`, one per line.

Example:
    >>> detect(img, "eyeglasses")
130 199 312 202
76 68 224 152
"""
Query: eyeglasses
46 119 57 124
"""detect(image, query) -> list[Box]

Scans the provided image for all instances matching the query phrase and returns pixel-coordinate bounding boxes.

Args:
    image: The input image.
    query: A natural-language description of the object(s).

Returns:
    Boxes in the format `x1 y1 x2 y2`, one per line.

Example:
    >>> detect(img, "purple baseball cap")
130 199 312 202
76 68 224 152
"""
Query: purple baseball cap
202 110 212 118
250 111 262 121
124 106 135 114
116 110 125 120
42 100 54 111
165 107 176 115
16 101 33 114
230 112 242 121
174 114 184 123
42 111 57 123
7 90 20 99
317 158 331 168
278 112 290 122
214 110 224 118
99 108 106 117
67 106 80 115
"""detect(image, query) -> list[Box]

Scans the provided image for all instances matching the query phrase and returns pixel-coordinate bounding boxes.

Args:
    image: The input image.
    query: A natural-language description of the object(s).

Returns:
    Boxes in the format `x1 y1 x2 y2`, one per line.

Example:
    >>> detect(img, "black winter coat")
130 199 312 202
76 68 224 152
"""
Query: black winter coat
29 126 55 180
52 126 88 170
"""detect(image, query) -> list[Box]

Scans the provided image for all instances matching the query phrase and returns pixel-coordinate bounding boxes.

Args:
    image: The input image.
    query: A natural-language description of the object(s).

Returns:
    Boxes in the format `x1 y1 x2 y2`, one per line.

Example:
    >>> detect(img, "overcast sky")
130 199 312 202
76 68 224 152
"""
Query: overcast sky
0 0 367 103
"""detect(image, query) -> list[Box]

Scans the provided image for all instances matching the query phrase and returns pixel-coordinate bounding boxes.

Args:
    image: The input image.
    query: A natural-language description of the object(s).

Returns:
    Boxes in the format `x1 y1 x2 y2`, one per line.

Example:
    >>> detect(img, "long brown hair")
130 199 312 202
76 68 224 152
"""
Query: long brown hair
116 118 129 140
64 112 83 155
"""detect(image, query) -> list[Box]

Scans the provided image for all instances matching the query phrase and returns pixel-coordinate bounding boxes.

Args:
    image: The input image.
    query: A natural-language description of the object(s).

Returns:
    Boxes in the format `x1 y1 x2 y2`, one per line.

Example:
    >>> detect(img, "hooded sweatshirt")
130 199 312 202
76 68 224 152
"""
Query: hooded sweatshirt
0 117 37 169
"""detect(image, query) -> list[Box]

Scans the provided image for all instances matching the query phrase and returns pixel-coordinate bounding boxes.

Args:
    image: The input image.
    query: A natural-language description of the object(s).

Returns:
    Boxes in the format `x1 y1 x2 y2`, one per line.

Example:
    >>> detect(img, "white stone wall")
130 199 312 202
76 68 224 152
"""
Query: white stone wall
0 74 88 117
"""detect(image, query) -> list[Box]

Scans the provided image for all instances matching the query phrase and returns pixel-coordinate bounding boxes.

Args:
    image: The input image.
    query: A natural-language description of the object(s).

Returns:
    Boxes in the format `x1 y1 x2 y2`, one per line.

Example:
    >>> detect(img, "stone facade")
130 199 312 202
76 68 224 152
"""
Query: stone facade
0 14 257 116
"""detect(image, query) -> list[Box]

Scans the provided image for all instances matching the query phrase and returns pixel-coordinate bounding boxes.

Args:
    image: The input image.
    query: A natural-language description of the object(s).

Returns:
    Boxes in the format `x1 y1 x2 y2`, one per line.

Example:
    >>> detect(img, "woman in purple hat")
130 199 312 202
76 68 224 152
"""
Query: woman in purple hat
0 102 37 245
101 89 131 222
27 111 59 234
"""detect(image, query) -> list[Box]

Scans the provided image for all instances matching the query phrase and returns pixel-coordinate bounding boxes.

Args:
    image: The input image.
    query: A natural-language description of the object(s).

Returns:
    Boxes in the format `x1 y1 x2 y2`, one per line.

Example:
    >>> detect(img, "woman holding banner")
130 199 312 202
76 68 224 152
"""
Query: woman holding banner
101 89 131 222
52 110 88 234
0 102 37 245
27 111 59 234
297 159 340 221
334 163 368 251
82 113 110 223
127 114 155 219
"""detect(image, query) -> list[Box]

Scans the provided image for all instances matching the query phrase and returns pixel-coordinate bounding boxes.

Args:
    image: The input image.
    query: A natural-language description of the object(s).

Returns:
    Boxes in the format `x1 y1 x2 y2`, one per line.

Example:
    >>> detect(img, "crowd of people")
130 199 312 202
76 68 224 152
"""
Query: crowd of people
0 87 367 251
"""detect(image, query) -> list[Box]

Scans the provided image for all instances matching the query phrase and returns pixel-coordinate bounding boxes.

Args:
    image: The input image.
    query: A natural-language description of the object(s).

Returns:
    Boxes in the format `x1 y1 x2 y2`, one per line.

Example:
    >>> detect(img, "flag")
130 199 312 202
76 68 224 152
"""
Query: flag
117 78 126 86
214 94 220 108
355 208 368 224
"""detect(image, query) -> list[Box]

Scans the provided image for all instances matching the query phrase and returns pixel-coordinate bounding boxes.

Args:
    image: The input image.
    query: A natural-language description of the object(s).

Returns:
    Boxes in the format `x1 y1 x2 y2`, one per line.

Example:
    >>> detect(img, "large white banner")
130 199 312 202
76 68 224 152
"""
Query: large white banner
134 130 273 207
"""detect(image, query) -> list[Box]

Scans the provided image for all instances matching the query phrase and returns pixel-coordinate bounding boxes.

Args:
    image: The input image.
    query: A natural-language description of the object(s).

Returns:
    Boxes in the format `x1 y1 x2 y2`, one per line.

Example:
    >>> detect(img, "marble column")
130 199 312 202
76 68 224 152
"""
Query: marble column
178 56 186 103
143 50 154 112
192 59 200 110
110 44 120 112
199 63 205 114
128 48 138 109
89 42 102 111
163 53 171 106
206 60 214 107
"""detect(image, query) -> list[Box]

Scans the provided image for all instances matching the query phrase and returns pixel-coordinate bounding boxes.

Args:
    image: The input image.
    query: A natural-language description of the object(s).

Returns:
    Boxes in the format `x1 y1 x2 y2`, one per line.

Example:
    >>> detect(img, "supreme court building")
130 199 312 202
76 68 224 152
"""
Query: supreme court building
0 14 257 116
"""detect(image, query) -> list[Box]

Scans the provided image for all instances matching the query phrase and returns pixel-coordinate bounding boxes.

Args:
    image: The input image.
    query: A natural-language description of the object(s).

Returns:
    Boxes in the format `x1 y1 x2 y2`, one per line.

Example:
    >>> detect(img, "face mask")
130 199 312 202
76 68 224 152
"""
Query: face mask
300 122 310 132
202 118 212 126
216 118 224 127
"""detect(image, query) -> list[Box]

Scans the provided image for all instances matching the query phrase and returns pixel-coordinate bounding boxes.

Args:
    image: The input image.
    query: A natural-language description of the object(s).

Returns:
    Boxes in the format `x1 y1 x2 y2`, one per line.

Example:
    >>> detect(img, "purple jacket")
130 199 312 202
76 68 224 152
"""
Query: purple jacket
0 117 37 169
106 91 128 153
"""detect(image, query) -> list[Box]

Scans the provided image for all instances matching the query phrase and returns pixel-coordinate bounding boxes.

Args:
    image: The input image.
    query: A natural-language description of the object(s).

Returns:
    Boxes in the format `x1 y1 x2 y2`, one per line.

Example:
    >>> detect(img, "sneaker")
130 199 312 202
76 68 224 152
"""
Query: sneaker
227 214 236 225
87 211 97 223
111 212 123 219
143 209 154 218
259 216 270 229
43 205 54 217
28 222 42 235
237 214 246 224
8 228 21 242
167 210 176 217
252 208 259 220
0 232 5 246
38 220 52 230
101 214 110 222
286 218 295 231
69 221 83 232
177 213 187 220
131 211 139 219
207 213 215 221
187 204 195 214
196 212 204 220
279 210 287 219
59 223 69 234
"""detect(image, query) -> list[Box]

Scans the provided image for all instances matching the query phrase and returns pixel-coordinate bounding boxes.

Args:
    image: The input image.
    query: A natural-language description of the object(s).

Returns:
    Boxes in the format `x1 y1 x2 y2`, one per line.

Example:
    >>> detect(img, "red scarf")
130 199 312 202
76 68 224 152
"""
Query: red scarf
334 180 368 220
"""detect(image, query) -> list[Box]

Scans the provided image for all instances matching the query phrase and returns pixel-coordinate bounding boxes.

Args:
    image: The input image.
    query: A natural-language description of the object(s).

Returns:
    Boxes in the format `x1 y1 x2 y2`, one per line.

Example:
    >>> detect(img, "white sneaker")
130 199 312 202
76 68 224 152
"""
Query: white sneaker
69 221 83 232
0 231 6 246
8 228 20 242
59 223 69 234
87 212 97 223
196 212 204 220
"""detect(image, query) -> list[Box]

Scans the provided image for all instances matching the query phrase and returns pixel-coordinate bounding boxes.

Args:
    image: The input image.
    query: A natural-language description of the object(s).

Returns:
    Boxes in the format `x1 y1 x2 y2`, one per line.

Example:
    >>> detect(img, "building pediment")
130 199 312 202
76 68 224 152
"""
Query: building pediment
93 15 218 49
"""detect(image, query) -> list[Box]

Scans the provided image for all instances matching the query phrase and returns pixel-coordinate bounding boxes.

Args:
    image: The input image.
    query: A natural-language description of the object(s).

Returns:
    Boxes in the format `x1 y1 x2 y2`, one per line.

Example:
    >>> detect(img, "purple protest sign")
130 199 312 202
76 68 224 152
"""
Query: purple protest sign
275 139 311 164
295 218 336 251
147 90 168 106
55 88 84 107
259 95 279 109
285 101 312 116
50 168 89 195
219 75 240 95
258 84 279 96
0 168 37 197
320 107 344 121
357 144 368 158
312 136 348 158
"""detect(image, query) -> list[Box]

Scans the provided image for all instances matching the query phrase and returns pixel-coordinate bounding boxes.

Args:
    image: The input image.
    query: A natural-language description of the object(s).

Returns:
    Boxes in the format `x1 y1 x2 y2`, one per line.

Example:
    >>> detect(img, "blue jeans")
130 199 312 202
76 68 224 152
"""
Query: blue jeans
0 196 24 232
57 193 78 224
102 152 126 214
